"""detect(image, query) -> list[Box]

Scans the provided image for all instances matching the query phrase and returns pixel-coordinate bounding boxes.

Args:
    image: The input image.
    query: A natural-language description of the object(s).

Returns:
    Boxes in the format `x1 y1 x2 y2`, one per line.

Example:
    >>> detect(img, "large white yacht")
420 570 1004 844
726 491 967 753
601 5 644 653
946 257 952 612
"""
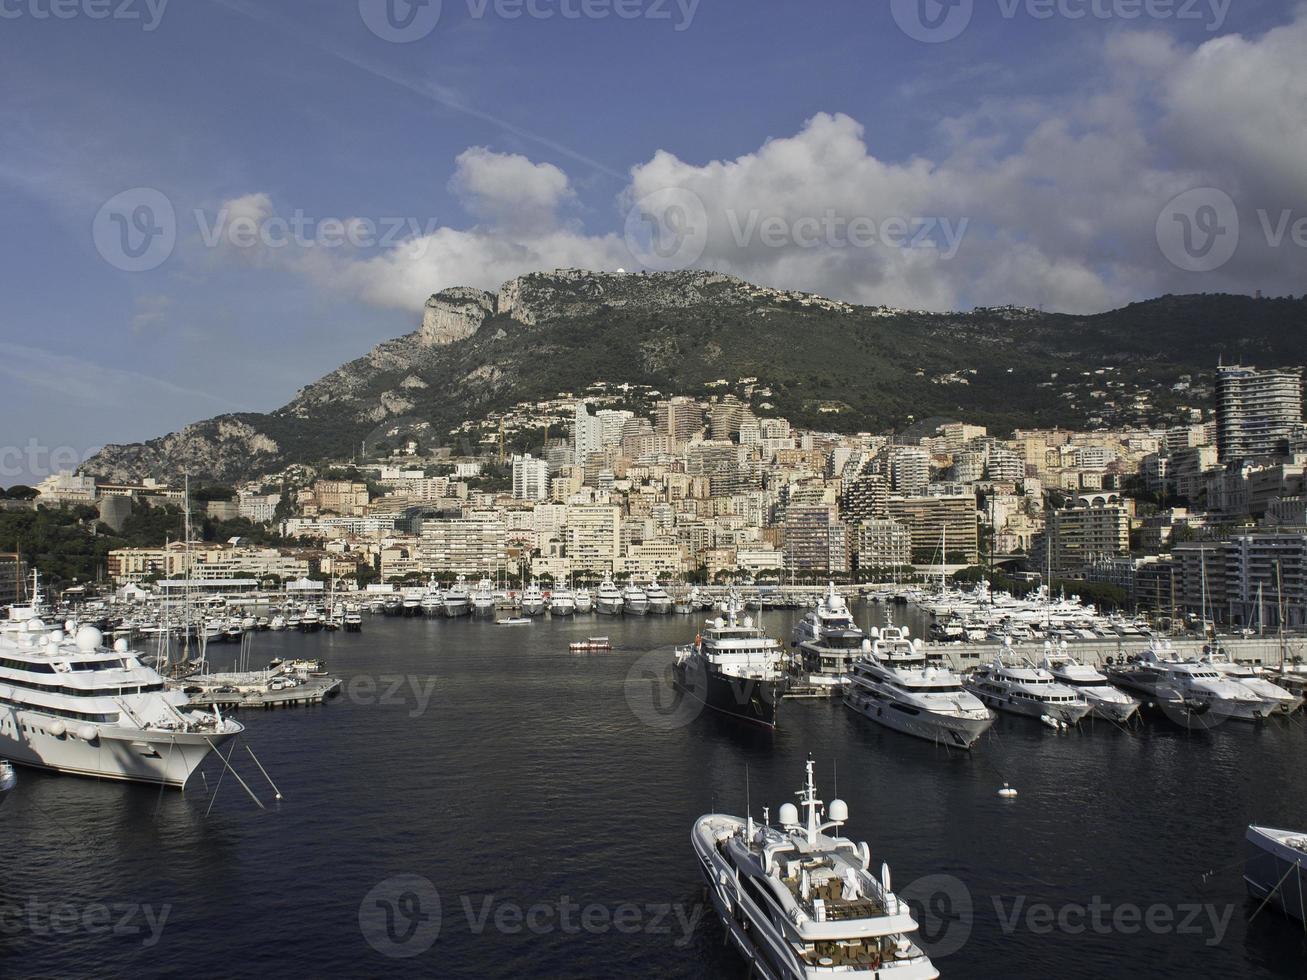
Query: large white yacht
1202 651 1302 714
1108 644 1277 723
419 577 444 617
574 588 593 614
792 584 866 690
845 626 994 749
1040 645 1140 723
622 582 649 616
520 582 547 617
693 758 938 978
645 578 673 615
471 579 497 618
674 596 787 728
443 576 471 618
964 649 1092 728
547 587 576 617
596 576 624 616
0 622 242 787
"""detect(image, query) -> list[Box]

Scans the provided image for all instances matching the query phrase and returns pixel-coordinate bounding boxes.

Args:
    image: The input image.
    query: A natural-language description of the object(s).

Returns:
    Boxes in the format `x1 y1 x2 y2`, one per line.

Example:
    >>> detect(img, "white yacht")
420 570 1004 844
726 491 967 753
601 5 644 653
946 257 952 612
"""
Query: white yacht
0 622 242 787
1202 651 1303 714
547 587 576 617
443 577 471 618
0 759 14 804
420 578 445 618
965 650 1092 728
471 579 497 618
299 607 323 632
401 586 425 617
596 576 624 616
674 596 787 728
520 582 547 617
622 582 649 616
343 605 363 632
1109 644 1277 723
1245 826 1307 925
1040 645 1140 723
693 758 938 978
845 626 994 749
645 578 673 615
573 588 593 614
792 584 866 691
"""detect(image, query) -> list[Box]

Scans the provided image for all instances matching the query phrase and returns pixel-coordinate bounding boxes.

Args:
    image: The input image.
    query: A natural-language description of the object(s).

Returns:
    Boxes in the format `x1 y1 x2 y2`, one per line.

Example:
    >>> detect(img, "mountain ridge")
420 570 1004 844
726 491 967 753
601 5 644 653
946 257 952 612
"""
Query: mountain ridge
79 269 1307 484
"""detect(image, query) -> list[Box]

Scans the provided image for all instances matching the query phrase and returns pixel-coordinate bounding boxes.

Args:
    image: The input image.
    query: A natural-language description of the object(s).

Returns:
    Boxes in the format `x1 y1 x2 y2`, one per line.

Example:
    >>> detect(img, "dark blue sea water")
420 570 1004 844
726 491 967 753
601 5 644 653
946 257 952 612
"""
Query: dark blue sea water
4 608 1306 978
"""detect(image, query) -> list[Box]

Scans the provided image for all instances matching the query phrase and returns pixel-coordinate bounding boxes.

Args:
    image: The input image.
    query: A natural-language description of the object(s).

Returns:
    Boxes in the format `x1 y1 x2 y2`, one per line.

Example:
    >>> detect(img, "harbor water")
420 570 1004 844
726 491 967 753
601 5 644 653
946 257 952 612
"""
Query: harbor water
4 610 1307 978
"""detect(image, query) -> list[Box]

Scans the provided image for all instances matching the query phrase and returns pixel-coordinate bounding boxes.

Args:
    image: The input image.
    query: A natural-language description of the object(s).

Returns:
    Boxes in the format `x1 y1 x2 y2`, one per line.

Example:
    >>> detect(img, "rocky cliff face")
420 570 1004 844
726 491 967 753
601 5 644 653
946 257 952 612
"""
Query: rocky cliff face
420 287 496 345
85 418 281 485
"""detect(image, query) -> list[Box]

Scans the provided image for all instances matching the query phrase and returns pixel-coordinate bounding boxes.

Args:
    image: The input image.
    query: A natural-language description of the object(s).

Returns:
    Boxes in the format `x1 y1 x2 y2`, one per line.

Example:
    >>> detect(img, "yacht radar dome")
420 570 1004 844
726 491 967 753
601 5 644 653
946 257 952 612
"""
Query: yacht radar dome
75 626 103 652
827 798 848 824
778 803 799 827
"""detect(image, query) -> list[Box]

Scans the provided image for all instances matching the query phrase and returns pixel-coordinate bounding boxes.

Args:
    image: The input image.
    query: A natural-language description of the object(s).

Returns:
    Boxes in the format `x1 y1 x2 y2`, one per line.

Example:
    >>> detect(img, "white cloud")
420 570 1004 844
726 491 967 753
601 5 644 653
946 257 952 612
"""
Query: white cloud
199 10 1307 316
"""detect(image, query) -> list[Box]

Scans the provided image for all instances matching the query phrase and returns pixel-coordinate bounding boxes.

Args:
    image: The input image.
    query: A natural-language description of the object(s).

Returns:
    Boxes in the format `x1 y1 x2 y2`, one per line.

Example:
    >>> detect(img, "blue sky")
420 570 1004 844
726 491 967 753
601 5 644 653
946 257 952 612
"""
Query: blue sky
1 0 1303 482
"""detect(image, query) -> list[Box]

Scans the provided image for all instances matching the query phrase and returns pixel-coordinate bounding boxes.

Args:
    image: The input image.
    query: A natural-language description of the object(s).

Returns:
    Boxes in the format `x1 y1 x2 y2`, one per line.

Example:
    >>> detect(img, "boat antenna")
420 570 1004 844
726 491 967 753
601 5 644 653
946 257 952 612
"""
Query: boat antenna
746 764 754 838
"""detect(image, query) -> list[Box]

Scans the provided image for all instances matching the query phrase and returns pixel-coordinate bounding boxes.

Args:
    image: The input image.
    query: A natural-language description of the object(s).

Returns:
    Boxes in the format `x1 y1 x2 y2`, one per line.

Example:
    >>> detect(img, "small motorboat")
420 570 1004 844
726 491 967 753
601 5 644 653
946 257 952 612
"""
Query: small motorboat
569 637 613 652
497 617 532 626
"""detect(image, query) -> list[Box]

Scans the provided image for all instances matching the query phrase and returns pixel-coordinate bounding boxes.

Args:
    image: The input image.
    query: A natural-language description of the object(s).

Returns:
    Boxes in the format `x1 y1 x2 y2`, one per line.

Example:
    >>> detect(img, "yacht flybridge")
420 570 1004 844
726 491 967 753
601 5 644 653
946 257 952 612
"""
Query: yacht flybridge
0 621 242 787
792 584 866 691
692 758 938 979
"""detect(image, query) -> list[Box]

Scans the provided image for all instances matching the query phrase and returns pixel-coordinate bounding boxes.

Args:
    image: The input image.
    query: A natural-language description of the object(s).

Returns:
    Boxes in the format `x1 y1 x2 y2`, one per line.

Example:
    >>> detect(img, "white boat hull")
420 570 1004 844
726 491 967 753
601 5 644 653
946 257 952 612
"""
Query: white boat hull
845 690 993 750
0 706 237 788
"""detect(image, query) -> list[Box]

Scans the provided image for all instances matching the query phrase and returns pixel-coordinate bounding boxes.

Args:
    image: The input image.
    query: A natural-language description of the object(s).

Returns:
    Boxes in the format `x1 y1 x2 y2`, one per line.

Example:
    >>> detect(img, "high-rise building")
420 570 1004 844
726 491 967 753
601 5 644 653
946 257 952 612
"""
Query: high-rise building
511 454 549 502
1215 364 1304 462
885 446 930 496
655 396 705 443
885 493 979 564
856 520 912 569
1032 502 1130 577
572 402 604 466
783 504 850 574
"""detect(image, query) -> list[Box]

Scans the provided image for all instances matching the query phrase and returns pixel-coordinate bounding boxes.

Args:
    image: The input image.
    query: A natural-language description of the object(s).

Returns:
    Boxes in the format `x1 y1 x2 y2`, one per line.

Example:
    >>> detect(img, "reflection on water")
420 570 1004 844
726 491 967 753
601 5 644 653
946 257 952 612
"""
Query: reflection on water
3 607 1306 978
